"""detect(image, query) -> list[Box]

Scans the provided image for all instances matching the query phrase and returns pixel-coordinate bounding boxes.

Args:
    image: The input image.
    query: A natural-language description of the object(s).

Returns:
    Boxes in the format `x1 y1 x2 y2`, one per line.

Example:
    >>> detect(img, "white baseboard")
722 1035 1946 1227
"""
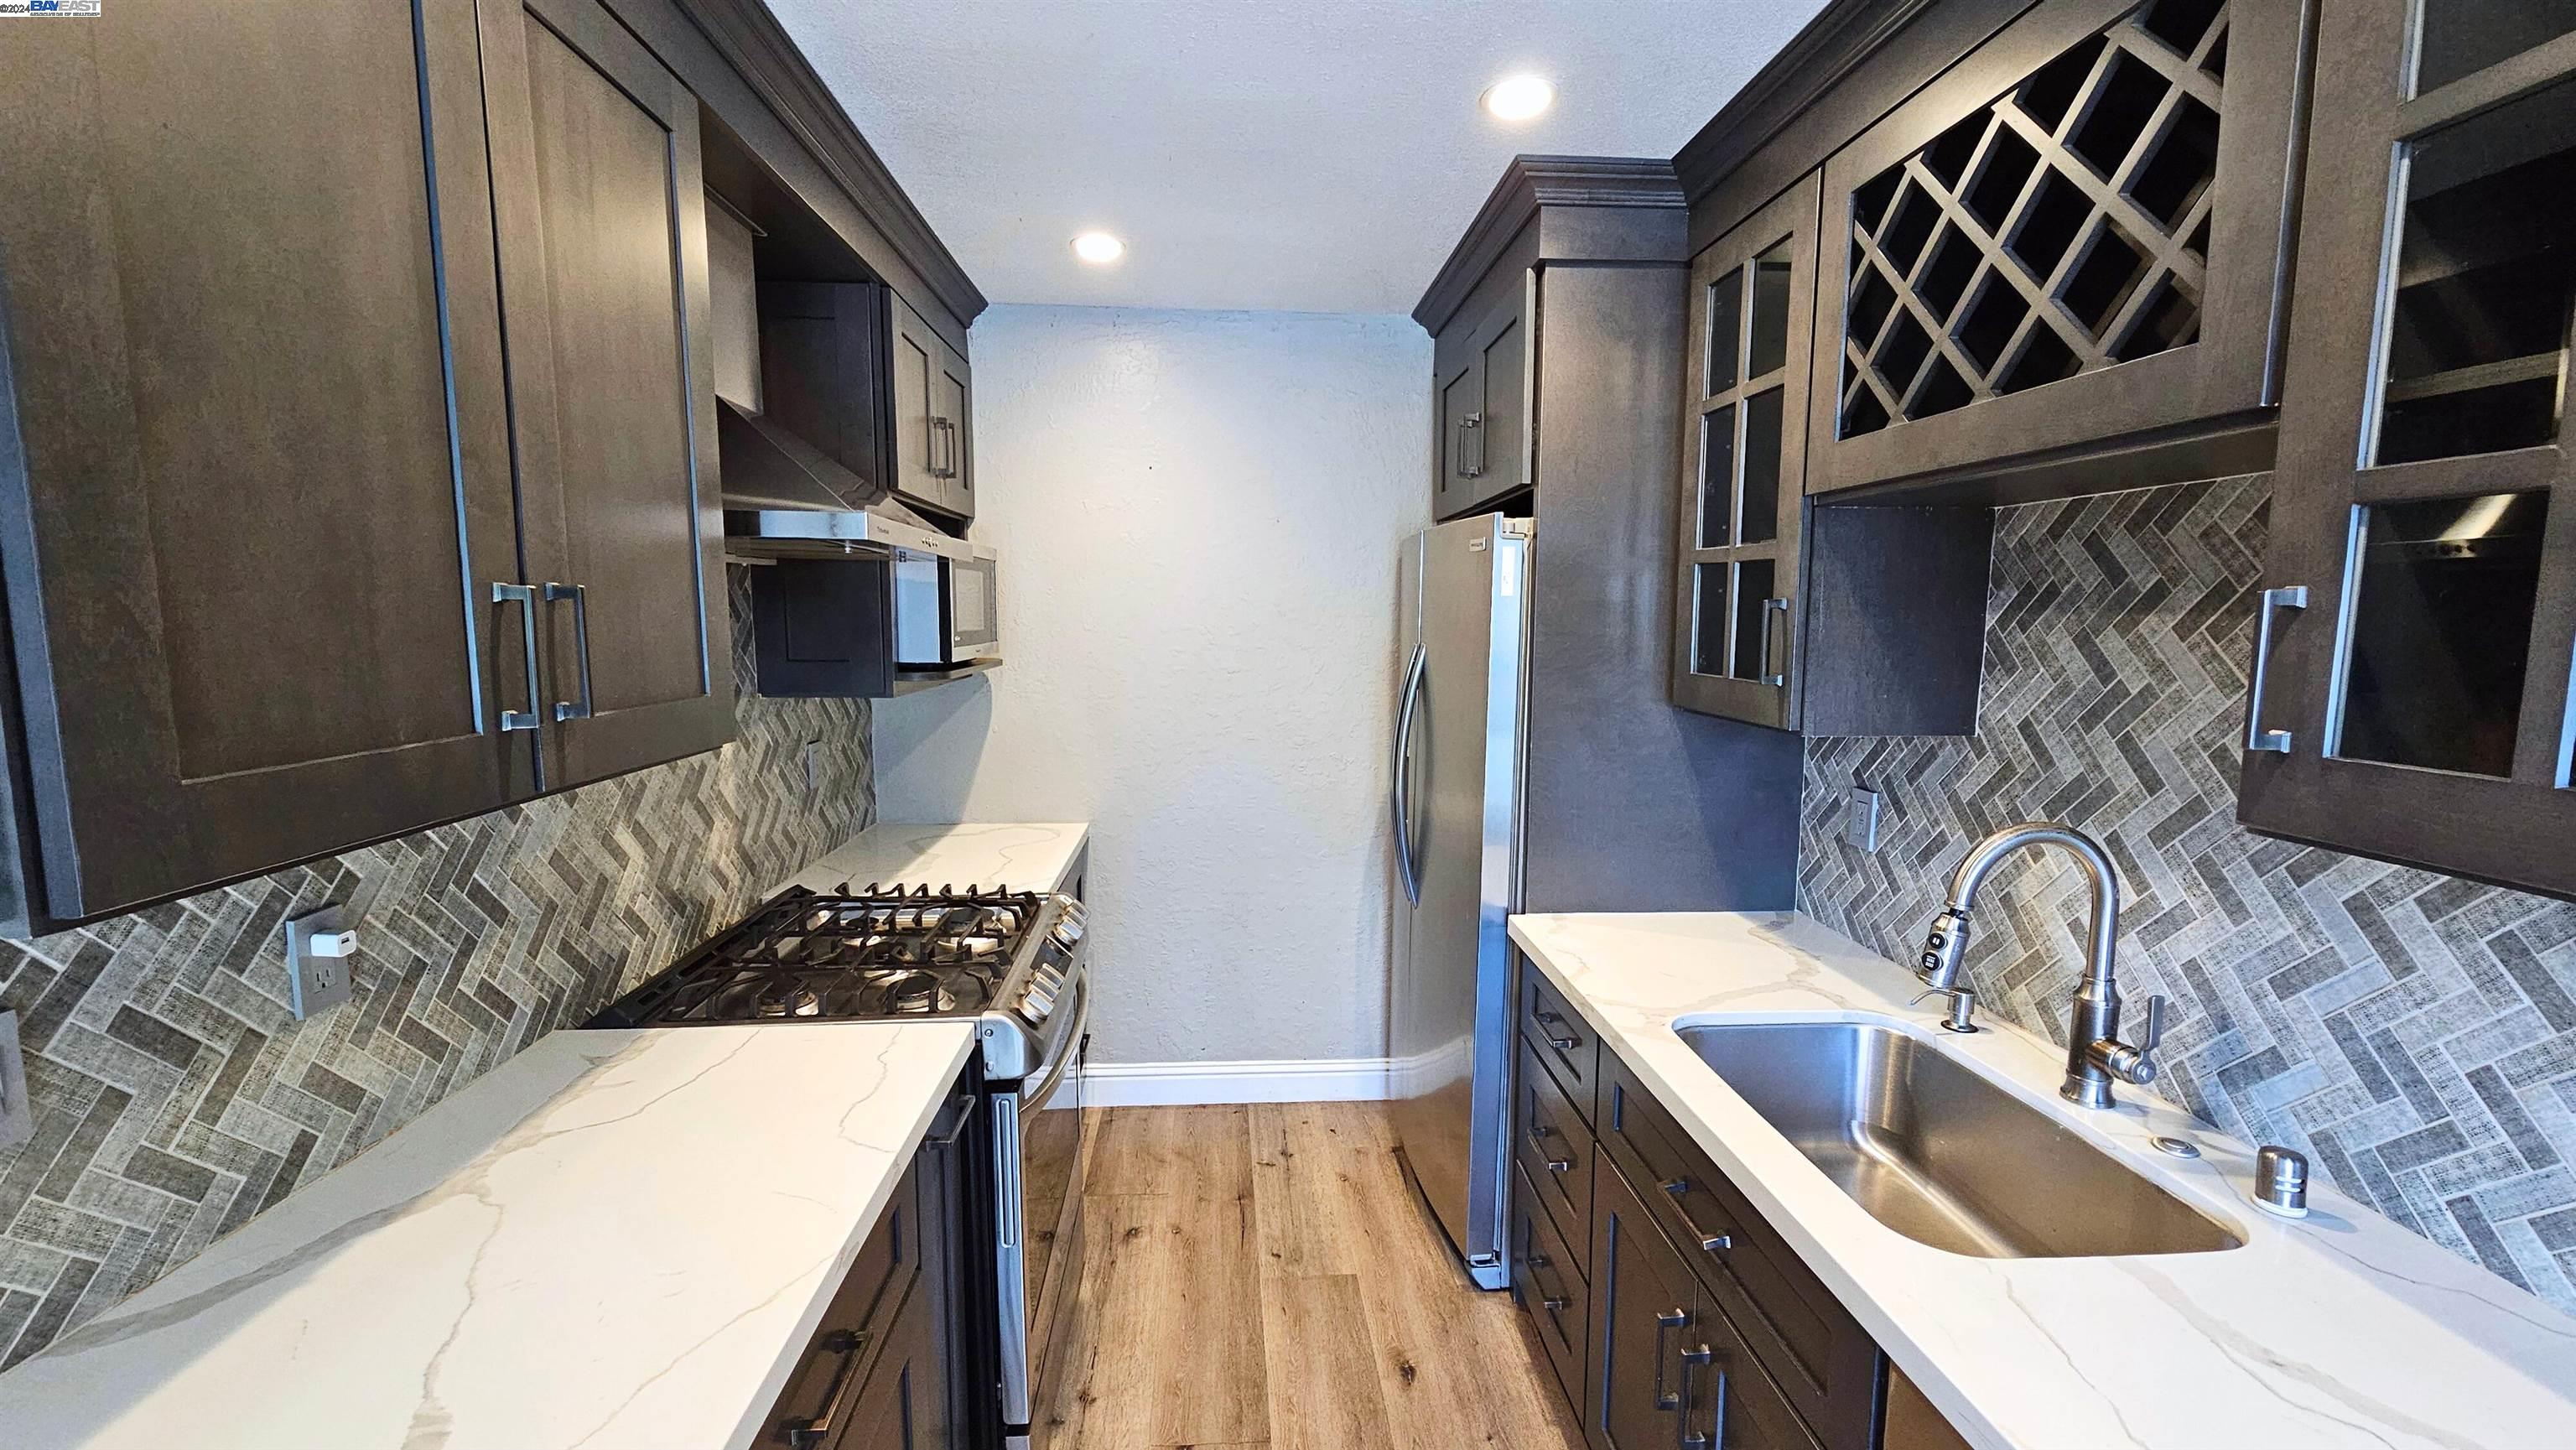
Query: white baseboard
1076 1056 1392 1108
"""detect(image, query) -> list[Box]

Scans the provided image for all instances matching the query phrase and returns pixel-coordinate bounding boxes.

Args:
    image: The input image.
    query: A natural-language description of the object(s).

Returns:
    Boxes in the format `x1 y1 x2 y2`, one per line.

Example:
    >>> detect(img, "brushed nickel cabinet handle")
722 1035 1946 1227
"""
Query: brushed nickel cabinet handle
2245 585 2308 754
543 582 593 722
491 582 542 733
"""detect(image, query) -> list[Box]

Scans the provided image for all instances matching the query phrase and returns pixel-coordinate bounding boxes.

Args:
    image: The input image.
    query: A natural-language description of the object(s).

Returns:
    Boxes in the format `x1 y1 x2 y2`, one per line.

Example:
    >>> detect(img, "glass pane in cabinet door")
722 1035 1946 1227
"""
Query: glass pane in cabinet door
2416 0 2576 95
1699 404 1737 548
2373 81 2576 466
2335 491 2550 777
1741 388 1784 546
1707 266 1744 395
1748 239 1794 379
1730 559 1778 683
1692 564 1732 676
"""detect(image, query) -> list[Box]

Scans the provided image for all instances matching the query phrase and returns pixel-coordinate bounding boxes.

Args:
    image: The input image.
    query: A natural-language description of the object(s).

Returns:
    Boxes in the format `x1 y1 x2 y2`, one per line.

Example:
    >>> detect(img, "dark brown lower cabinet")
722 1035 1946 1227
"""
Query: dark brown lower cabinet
762 1080 977 1450
1589 1161 1820 1450
1512 1161 1591 1414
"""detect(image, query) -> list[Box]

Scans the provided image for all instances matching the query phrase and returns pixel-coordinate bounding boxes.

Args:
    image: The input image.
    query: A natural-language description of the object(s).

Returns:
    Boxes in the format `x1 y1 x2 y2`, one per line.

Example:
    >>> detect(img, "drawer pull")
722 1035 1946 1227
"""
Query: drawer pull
779 1328 872 1448
1659 1177 1734 1255
1678 1343 1718 1450
1700 1233 1733 1252
1535 1009 1582 1051
1528 1121 1573 1173
1542 1293 1574 1312
1653 1307 1689 1411
1660 1177 1690 1196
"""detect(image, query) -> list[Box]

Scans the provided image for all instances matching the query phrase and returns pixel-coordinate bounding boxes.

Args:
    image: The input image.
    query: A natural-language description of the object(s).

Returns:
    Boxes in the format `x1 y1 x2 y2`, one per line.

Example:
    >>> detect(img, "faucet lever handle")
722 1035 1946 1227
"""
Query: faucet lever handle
2137 994 2167 1055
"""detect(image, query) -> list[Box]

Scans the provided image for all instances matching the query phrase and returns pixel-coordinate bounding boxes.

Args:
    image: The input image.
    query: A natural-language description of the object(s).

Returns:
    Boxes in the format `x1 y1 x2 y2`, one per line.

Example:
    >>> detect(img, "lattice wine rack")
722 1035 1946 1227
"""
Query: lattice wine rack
1837 0 2231 439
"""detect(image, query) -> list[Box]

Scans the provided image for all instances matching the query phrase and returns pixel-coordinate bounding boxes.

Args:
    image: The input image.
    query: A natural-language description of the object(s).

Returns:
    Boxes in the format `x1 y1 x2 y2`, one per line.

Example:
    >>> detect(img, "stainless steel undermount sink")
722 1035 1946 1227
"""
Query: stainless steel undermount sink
1679 1020 2241 1258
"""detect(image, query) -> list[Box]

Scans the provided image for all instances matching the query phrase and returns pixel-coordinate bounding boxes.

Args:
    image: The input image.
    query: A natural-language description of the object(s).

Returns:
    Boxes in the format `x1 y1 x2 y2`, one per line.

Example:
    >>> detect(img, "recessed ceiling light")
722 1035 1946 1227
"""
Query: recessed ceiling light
1482 75 1555 122
1072 231 1125 264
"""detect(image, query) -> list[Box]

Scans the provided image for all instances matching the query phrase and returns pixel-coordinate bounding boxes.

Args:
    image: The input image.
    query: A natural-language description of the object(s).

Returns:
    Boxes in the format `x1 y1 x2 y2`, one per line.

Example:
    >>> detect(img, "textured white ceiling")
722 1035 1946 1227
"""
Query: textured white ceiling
766 0 1831 316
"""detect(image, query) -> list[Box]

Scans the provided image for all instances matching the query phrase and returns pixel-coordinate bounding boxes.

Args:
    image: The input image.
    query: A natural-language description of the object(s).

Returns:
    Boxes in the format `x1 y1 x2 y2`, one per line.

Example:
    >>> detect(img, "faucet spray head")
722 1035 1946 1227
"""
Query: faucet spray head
1918 907 1971 990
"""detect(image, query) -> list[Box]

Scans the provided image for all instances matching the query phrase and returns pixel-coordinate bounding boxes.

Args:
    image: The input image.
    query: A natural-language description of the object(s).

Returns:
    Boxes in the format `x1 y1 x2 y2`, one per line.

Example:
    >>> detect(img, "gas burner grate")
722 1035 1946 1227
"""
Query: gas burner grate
595 884 1048 1026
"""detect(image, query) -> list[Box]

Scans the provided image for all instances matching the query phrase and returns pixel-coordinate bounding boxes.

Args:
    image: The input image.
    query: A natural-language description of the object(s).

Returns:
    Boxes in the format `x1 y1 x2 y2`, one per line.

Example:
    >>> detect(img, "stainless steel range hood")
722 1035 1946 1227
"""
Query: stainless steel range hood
717 399 968 560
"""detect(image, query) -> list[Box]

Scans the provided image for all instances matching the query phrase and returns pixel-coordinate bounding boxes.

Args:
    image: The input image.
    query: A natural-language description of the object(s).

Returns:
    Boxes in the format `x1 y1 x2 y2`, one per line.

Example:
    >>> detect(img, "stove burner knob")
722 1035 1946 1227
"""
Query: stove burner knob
1020 988 1056 1022
1049 916 1085 950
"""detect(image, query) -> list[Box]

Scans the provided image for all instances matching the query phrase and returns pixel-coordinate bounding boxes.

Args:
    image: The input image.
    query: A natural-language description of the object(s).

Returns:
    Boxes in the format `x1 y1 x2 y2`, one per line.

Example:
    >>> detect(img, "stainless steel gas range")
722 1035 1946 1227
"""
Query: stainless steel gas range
588 881 1091 1450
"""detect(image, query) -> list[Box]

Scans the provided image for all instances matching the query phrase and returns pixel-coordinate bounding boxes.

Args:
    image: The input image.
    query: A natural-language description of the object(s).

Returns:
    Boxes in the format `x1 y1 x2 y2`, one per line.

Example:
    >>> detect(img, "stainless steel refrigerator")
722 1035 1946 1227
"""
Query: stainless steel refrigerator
1388 512 1532 1291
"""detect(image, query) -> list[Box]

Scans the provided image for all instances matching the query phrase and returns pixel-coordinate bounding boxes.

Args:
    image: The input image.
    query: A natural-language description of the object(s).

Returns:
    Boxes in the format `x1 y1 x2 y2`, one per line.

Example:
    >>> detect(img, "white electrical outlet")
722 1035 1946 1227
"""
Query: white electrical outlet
284 905 360 1020
0 1008 32 1149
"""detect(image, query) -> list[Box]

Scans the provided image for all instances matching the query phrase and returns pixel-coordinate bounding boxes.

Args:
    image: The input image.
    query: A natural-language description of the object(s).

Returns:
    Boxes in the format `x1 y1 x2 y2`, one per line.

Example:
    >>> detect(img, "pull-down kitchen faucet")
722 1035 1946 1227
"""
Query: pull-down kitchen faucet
1915 822 2167 1110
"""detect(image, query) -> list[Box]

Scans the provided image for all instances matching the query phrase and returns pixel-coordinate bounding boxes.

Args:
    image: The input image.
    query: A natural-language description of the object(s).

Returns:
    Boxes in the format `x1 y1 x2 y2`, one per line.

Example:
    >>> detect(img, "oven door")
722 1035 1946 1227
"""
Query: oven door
995 977 1089 1447
948 548 1000 661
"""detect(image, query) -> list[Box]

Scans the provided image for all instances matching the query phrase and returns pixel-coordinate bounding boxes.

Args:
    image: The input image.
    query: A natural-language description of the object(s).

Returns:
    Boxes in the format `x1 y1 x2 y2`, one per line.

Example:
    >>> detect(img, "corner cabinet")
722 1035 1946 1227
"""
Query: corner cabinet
0 0 730 931
1674 174 1993 736
1806 0 2312 499
2238 1 2576 901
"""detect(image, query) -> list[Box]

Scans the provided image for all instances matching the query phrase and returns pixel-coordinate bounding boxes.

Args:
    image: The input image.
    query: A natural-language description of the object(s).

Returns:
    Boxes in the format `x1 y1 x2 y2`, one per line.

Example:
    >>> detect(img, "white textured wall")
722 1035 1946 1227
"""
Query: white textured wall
873 305 1430 1065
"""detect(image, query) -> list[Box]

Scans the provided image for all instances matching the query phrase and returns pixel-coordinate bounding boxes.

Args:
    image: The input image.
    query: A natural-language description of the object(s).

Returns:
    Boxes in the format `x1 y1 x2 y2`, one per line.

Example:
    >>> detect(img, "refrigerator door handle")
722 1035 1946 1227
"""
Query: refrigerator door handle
1391 642 1427 906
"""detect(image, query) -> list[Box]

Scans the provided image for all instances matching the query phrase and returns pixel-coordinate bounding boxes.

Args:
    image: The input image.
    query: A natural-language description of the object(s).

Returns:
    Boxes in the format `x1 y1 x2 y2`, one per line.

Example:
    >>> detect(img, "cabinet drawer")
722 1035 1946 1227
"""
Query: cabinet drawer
761 1160 922 1447
1520 960 1600 1120
1599 1056 1881 1450
1510 1162 1589 1418
834 1270 937 1450
1515 1032 1595 1259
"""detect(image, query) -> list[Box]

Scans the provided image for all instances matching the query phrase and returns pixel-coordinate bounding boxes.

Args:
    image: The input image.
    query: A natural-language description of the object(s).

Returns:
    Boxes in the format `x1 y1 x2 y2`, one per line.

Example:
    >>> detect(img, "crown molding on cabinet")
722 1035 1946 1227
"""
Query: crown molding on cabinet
678 0 988 329
1412 155 1687 334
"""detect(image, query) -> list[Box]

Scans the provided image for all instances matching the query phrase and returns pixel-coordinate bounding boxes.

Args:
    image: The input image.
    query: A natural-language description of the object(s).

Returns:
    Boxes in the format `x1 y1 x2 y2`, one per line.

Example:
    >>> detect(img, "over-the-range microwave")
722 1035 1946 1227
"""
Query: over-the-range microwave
894 542 999 668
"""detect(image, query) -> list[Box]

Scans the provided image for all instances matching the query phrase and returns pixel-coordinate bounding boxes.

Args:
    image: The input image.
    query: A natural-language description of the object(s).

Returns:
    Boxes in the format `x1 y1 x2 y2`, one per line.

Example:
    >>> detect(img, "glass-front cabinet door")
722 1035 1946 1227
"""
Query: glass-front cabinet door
1674 173 1820 730
2241 0 2576 900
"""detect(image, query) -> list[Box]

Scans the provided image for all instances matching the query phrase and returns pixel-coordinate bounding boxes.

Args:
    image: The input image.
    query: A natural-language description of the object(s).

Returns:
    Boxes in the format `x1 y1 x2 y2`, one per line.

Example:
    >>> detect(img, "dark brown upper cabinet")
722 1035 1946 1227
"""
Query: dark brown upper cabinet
1806 0 2312 502
1674 172 1993 736
480 0 735 789
0 0 734 932
2238 0 2576 902
1436 292 1530 521
0 0 534 930
891 293 976 522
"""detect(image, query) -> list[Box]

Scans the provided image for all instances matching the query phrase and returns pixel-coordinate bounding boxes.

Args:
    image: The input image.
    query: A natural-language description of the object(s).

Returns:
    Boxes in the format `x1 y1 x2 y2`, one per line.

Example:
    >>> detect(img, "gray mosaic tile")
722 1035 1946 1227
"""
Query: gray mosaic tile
1800 475 2576 1314
0 566 874 1365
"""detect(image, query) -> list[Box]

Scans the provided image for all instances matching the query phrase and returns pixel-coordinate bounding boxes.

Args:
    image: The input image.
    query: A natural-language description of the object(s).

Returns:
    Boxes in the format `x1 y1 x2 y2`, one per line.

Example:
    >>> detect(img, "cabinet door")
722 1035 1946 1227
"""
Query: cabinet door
833 1276 938 1450
480 0 735 789
2238 1 2576 900
1675 174 1820 730
889 295 971 520
1587 1162 1707 1450
1436 287 1531 520
0 0 530 923
1805 0 2309 496
933 339 974 521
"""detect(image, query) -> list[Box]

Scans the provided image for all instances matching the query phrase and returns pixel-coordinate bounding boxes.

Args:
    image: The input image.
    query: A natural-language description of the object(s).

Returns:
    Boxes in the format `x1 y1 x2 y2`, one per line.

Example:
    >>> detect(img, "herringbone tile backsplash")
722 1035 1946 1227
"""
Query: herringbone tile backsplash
0 566 874 1365
1800 476 2576 1311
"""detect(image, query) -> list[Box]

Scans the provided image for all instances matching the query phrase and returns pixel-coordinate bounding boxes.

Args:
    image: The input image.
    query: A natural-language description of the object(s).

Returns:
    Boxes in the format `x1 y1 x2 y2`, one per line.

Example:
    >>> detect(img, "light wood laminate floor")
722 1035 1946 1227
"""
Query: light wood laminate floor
1037 1102 1587 1450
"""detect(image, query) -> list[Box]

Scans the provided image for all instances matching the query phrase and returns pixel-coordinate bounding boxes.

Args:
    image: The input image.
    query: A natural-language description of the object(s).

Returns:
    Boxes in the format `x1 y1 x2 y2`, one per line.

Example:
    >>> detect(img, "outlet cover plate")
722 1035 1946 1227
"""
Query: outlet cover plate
1846 786 1883 852
0 1009 31 1149
284 905 357 1020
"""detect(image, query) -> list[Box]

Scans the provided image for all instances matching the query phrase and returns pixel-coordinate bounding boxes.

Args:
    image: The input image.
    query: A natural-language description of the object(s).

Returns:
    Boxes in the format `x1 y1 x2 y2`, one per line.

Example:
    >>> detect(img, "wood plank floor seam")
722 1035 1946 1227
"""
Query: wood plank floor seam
1037 1102 1586 1450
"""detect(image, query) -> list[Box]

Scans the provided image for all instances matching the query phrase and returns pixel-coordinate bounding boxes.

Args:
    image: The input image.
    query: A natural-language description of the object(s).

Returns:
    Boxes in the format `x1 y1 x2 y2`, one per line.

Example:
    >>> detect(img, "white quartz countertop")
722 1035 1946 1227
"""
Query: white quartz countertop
1509 911 2576 1450
777 820 1089 896
0 1020 977 1450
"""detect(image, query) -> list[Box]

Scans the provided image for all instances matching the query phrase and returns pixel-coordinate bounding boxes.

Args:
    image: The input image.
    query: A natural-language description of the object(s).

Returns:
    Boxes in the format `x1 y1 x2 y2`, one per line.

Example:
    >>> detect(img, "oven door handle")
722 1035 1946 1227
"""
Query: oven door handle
1019 977 1092 1116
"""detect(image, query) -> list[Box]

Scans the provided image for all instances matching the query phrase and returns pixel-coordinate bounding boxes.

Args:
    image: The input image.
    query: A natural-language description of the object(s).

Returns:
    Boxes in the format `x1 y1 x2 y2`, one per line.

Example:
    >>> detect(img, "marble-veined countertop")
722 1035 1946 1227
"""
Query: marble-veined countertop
779 820 1088 897
0 1021 977 1450
1509 910 2576 1450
